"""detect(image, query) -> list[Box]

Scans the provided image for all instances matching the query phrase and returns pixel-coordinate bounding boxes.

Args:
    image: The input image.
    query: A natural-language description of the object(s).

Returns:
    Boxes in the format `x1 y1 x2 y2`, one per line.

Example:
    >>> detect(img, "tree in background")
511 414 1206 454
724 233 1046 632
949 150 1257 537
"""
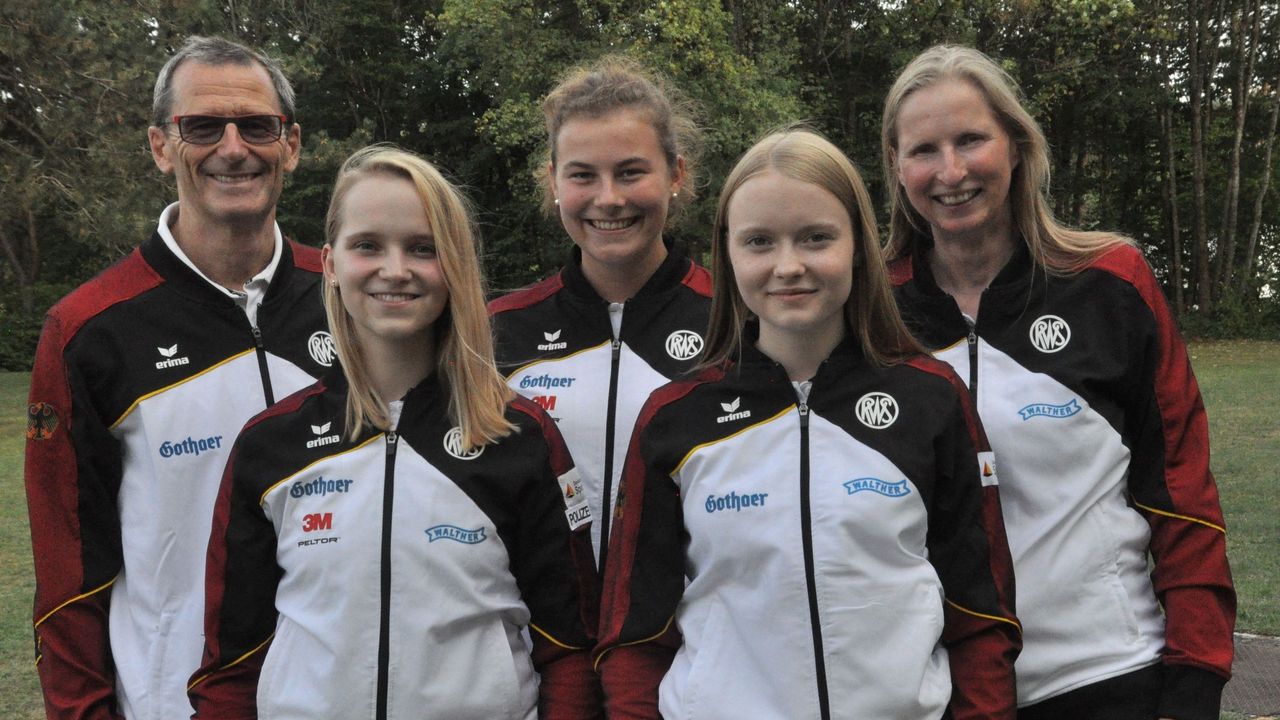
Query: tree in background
1 0 1277 371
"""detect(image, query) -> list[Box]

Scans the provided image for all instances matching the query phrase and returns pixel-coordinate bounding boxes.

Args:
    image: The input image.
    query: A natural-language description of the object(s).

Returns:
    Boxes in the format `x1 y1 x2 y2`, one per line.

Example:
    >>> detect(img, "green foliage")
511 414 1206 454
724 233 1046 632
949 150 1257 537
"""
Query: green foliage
1 0 1278 372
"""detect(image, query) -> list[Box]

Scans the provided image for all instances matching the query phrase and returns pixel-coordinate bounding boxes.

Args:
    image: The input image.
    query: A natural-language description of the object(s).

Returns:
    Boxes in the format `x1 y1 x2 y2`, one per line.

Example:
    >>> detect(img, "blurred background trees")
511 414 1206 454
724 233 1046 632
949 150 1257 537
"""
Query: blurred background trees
2 0 1277 368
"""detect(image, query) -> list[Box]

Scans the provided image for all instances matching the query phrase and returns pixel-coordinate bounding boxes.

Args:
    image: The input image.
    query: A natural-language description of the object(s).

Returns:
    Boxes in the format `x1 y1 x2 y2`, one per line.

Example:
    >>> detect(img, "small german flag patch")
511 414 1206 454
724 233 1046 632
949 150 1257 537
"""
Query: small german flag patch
27 403 59 441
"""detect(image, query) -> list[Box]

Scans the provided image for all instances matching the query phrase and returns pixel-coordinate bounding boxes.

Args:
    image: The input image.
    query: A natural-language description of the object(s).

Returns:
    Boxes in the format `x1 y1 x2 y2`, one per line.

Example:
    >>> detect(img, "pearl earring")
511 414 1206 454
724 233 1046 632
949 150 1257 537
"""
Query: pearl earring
554 198 560 206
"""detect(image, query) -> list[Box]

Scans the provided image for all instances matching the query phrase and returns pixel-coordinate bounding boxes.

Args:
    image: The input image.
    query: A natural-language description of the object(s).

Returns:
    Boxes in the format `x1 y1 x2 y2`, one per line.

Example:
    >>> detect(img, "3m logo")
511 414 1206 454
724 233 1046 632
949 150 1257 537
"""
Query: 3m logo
154 344 190 370
533 395 557 411
855 392 899 429
665 330 704 361
443 427 484 460
716 397 752 424
307 422 341 449
538 330 568 351
1029 315 1071 353
302 513 333 532
308 331 336 367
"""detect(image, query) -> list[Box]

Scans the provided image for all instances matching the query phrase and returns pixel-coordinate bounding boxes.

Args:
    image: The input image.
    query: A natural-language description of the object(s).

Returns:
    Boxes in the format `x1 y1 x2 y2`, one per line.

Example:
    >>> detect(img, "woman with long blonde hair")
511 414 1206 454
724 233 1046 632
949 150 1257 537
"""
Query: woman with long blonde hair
883 45 1233 720
190 146 601 719
597 129 1019 720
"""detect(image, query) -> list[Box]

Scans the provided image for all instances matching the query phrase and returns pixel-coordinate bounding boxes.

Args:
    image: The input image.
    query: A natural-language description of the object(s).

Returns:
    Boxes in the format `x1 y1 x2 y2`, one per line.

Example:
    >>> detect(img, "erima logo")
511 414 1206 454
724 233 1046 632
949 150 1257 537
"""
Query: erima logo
716 397 752 424
154 344 190 370
1029 315 1071 353
843 477 911 498
306 422 341 449
665 329 704 361
444 427 484 460
1019 399 1082 420
538 329 568 351
425 525 487 544
308 331 337 367
855 392 898 429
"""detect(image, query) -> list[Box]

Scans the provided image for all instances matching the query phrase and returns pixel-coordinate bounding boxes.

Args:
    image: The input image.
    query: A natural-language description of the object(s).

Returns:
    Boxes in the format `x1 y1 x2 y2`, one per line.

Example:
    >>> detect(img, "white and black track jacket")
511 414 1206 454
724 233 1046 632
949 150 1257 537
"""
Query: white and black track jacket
24 231 330 720
489 245 712 567
188 372 601 720
597 339 1021 720
890 243 1235 719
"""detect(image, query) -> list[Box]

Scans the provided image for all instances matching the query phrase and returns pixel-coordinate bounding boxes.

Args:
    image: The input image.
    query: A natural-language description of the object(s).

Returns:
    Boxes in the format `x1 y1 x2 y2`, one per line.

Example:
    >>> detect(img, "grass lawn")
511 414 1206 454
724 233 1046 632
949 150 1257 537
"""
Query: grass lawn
0 340 1276 717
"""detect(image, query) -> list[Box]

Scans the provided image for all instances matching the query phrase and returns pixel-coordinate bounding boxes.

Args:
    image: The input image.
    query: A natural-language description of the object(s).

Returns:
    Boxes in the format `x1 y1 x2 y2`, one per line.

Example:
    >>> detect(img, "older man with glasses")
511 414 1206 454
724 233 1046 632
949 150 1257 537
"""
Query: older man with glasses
24 35 332 720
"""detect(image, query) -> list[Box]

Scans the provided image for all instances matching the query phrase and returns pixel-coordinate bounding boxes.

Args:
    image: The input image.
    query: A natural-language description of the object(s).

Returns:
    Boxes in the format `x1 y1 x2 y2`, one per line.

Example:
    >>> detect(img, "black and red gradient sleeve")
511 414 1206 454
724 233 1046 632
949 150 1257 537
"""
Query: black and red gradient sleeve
24 256 161 720
595 378 708 720
509 398 603 720
910 357 1021 720
1097 248 1236 720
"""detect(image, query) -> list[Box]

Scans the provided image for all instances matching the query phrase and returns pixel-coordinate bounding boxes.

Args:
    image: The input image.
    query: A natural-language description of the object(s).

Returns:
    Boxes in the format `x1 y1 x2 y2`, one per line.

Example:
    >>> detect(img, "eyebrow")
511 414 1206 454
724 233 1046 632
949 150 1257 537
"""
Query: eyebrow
562 156 653 169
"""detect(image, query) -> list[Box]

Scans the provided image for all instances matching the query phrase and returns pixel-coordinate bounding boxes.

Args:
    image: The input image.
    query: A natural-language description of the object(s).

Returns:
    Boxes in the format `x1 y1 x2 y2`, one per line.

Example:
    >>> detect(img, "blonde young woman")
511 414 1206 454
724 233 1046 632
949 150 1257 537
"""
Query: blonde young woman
882 45 1234 720
489 57 712 570
597 129 1020 720
188 146 601 719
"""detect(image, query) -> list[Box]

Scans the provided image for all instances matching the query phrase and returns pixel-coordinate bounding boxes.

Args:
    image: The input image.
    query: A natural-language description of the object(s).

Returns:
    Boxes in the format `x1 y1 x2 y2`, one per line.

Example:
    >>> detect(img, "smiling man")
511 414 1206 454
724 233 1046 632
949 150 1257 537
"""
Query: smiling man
23 36 332 720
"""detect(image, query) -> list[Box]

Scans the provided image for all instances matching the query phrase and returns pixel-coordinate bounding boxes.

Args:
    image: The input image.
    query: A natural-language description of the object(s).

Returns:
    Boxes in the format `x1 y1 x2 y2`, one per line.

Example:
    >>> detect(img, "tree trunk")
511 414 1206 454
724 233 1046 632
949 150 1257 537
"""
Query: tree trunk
1160 101 1185 314
1213 0 1259 296
1236 74 1279 298
1188 0 1215 312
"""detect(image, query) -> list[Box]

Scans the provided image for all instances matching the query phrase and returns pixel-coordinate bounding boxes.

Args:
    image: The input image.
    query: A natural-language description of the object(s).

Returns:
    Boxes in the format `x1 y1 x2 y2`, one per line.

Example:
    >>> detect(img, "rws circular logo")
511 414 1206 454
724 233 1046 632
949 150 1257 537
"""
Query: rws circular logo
855 392 899 429
665 330 704 361
1029 315 1071 353
443 427 484 460
308 331 337 367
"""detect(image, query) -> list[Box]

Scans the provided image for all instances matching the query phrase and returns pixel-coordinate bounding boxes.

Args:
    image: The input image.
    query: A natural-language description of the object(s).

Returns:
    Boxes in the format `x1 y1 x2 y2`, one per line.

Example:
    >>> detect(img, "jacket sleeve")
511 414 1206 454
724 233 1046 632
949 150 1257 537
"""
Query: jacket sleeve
925 372 1021 720
187 437 281 719
508 403 603 720
596 399 684 720
1108 252 1235 720
24 312 126 720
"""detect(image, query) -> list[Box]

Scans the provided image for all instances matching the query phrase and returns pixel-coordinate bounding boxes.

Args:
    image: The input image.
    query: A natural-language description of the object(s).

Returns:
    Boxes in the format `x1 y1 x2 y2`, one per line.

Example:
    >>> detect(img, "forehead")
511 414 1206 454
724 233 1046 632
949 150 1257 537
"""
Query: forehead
896 79 999 138
168 61 282 116
554 108 667 166
728 171 850 230
336 173 432 237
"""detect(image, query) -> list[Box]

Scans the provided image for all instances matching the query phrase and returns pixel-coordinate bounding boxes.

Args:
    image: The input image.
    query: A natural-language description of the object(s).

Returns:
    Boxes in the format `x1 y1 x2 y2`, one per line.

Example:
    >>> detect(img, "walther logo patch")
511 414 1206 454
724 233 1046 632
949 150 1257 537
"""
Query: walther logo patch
1018 399 1081 420
843 477 911 498
425 525 487 544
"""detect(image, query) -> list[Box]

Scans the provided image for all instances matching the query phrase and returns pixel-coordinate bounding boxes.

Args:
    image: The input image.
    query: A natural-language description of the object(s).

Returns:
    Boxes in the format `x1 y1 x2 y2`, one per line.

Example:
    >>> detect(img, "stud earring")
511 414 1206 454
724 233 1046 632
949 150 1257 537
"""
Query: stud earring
672 192 679 199
554 198 560 206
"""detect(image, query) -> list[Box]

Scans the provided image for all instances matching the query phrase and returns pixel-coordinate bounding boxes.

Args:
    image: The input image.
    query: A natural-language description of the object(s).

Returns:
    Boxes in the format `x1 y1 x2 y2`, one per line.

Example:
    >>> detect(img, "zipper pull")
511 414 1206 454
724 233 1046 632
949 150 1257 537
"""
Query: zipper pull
251 324 264 348
798 402 810 429
386 431 397 452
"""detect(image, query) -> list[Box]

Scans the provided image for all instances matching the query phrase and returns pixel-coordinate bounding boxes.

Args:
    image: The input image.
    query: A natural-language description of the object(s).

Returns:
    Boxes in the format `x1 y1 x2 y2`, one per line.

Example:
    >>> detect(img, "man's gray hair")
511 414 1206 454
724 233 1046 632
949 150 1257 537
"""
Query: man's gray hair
151 35 296 127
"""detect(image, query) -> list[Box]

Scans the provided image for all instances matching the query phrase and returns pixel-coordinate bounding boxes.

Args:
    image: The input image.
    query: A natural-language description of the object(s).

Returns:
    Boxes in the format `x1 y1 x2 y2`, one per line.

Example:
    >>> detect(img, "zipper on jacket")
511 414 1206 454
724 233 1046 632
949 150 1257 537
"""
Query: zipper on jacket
797 401 831 720
250 324 276 406
375 431 398 720
965 318 979 398
597 337 623 570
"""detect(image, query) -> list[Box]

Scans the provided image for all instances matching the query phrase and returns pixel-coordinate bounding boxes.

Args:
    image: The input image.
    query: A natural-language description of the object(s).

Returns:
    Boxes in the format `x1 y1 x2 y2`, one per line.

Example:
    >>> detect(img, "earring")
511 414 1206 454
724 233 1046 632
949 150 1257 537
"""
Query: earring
554 198 560 206
671 192 679 199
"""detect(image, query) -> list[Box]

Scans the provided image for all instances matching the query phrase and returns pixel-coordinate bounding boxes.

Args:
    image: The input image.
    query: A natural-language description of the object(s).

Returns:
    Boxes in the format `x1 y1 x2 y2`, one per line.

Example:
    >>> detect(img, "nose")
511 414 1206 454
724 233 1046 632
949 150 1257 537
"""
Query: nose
773 242 804 278
379 248 411 280
594 177 624 209
215 122 251 160
938 146 965 185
